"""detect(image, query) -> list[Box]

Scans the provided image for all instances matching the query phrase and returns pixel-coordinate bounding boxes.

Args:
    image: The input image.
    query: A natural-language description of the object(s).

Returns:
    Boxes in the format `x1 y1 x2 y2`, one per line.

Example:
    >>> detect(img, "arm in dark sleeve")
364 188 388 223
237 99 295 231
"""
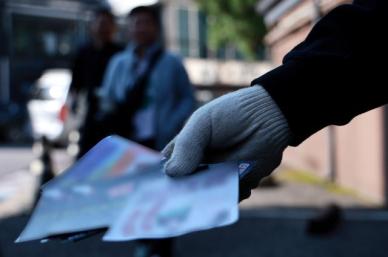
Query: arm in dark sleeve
69 47 85 95
251 0 388 146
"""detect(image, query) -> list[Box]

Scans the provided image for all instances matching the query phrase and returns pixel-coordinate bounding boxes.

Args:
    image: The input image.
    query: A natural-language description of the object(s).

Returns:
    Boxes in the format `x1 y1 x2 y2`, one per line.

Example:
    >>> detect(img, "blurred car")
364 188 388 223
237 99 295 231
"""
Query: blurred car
27 69 80 148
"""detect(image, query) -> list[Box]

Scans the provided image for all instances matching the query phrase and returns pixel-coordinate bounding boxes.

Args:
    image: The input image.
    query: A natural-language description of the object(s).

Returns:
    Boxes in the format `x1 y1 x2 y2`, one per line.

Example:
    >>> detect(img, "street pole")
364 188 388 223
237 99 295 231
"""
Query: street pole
0 0 10 105
326 126 337 182
312 0 323 19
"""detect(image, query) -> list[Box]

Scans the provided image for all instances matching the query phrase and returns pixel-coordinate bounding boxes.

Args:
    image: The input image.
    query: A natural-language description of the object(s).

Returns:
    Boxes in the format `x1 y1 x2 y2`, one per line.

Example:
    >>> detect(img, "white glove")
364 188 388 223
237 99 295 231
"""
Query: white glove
162 85 291 200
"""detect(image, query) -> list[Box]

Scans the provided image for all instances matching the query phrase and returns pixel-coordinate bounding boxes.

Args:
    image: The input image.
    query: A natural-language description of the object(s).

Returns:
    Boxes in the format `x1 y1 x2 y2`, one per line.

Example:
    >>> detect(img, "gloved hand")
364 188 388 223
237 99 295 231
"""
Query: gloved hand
162 85 291 200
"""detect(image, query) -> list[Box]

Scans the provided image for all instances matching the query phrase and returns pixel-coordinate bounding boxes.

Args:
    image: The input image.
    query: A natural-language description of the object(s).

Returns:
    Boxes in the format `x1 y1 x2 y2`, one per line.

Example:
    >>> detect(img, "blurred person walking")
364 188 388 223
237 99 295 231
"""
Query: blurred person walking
70 6 123 158
96 5 195 257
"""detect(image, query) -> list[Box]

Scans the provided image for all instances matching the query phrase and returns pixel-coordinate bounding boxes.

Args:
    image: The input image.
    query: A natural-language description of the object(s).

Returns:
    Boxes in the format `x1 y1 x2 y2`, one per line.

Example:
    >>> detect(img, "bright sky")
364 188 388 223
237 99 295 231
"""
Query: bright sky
107 0 159 16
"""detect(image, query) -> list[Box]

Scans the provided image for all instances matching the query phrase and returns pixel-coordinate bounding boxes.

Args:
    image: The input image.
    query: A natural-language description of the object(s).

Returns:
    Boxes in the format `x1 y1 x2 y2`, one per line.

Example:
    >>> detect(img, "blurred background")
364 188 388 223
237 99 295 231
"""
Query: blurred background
1 0 388 256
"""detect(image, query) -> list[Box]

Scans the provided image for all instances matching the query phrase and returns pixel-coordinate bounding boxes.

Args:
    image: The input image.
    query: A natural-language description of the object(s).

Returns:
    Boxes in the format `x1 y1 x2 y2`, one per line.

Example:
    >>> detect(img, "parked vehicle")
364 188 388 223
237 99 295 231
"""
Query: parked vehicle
27 69 80 148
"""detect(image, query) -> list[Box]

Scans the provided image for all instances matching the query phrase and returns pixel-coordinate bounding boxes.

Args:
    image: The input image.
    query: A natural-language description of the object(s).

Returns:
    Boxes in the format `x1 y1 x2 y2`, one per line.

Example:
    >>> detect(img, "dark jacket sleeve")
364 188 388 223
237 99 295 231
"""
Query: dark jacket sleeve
69 47 85 94
251 0 388 146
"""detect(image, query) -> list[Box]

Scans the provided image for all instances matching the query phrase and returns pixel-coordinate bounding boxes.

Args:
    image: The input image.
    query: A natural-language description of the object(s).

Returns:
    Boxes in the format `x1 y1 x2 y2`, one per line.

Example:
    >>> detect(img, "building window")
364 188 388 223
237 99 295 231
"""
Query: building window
175 6 208 58
12 14 77 59
178 8 190 57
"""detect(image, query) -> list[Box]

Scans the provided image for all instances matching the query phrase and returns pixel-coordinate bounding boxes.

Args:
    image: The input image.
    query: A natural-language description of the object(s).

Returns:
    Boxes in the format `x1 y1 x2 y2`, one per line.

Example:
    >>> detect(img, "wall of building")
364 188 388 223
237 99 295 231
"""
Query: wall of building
336 108 385 203
264 0 350 65
282 109 385 204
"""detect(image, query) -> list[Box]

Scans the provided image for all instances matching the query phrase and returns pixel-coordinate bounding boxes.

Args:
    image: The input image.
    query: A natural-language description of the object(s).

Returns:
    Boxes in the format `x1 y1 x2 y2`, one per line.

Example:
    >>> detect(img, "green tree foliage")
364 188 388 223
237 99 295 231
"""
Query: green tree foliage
197 0 266 60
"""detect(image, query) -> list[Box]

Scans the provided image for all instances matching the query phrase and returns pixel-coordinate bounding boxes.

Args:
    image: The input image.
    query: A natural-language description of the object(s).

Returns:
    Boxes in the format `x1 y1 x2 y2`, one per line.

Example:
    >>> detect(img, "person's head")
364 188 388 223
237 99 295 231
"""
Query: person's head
90 7 117 45
127 6 160 47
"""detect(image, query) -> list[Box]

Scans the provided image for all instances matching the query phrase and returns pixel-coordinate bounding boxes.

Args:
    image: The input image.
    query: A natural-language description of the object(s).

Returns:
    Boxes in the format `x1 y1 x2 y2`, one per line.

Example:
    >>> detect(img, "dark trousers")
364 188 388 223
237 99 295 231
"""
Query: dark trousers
135 238 174 257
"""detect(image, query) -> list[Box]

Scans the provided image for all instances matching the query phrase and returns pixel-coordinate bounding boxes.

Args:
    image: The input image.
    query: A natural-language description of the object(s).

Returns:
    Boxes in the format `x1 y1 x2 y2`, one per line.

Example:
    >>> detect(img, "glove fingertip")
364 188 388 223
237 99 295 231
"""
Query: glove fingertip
161 139 176 159
163 158 194 177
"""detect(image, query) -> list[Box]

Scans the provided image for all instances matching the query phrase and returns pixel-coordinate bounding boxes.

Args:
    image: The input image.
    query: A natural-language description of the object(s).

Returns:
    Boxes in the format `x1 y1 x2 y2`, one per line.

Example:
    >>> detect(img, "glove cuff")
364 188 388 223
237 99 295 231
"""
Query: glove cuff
238 85 292 153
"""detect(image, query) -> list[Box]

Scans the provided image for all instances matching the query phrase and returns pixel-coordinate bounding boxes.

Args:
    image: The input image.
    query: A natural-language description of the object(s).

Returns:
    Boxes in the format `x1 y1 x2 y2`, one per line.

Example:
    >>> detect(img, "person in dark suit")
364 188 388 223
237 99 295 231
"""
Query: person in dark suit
70 6 123 157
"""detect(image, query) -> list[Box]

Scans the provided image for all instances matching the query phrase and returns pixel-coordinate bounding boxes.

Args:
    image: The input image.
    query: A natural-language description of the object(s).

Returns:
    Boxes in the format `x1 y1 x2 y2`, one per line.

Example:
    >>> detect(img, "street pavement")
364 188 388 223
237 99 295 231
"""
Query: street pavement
2 208 388 257
0 146 72 218
1 146 388 257
0 146 34 175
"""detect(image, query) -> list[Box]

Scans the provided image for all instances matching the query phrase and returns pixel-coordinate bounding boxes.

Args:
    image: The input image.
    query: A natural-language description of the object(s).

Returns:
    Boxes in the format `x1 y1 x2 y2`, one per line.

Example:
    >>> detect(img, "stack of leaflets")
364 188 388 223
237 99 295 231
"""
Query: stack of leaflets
16 136 252 243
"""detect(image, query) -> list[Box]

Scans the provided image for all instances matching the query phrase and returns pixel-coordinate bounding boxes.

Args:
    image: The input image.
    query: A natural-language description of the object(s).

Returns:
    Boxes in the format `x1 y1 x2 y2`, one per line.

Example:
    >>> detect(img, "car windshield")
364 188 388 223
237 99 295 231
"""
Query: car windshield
30 70 71 100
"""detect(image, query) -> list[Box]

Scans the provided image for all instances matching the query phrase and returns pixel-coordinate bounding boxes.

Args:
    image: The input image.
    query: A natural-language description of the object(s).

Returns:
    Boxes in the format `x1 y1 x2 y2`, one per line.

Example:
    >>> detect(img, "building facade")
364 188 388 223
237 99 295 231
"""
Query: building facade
159 0 273 103
0 0 98 105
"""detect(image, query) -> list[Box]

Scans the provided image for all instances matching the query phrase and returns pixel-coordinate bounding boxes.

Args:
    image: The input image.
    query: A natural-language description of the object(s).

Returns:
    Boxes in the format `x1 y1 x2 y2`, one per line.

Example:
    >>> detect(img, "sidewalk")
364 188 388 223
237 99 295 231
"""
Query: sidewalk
0 148 73 219
241 167 375 210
